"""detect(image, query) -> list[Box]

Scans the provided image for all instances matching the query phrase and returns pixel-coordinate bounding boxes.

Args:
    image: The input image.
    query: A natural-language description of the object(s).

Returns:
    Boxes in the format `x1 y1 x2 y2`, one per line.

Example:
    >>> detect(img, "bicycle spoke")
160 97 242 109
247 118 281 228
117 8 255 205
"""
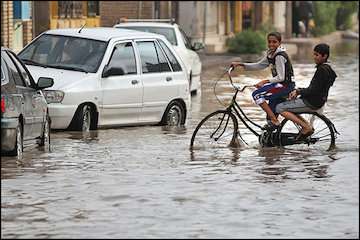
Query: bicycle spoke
191 110 238 149
278 113 335 151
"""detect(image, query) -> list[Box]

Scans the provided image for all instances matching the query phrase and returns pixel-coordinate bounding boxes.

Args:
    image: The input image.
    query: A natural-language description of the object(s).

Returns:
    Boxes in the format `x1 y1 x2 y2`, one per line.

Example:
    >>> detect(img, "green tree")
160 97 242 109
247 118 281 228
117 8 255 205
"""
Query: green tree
312 1 340 36
312 1 358 36
336 1 358 30
227 30 266 54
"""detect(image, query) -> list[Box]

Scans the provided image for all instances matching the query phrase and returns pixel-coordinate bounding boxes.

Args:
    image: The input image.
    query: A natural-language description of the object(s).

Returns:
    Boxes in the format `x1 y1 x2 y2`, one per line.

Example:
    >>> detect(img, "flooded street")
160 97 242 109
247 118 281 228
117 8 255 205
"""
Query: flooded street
1 42 359 238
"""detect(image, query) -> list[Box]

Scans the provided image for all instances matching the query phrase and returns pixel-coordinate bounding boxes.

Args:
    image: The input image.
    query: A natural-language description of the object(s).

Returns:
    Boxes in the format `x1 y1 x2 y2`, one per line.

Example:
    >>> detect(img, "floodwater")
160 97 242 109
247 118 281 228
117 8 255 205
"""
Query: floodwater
1 41 359 238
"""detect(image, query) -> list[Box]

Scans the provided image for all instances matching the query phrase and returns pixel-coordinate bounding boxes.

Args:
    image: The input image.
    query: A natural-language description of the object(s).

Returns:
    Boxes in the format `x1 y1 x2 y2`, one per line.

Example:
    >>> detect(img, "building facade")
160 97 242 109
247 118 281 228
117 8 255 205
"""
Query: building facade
2 1 292 53
178 1 290 52
1 1 14 49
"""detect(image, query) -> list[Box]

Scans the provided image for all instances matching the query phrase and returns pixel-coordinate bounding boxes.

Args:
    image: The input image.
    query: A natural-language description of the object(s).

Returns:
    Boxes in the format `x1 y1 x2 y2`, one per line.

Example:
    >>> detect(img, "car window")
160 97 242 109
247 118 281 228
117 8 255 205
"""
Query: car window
18 34 108 73
7 51 32 87
137 41 171 73
108 42 137 75
157 39 182 72
2 51 25 87
179 28 192 49
118 26 177 45
154 41 171 72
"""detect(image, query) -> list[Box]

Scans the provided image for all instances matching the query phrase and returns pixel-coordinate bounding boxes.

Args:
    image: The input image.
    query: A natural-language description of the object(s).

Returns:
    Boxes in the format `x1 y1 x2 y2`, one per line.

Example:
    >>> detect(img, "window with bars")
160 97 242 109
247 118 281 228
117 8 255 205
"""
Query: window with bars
87 1 99 17
58 1 83 19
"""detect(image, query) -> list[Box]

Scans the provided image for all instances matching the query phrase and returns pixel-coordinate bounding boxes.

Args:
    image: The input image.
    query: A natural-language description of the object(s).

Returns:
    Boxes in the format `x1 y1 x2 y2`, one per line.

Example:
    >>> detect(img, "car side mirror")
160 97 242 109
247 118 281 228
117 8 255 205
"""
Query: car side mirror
102 65 125 78
37 77 54 90
192 42 205 51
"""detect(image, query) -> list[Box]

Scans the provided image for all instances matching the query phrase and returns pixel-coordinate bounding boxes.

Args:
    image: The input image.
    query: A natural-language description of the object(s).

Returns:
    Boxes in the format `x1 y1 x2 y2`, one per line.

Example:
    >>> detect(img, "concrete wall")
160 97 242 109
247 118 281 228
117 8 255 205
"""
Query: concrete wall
273 1 286 34
178 1 200 38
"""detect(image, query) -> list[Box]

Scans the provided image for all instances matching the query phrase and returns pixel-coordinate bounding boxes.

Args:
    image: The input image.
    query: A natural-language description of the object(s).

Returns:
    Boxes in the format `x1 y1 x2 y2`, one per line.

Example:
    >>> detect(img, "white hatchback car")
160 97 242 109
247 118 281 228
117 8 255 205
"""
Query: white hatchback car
18 27 191 131
114 21 203 94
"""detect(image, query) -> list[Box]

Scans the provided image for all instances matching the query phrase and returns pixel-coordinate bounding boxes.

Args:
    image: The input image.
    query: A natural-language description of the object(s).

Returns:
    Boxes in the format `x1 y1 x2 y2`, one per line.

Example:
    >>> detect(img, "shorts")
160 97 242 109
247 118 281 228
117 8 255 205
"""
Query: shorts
252 82 294 105
275 98 318 114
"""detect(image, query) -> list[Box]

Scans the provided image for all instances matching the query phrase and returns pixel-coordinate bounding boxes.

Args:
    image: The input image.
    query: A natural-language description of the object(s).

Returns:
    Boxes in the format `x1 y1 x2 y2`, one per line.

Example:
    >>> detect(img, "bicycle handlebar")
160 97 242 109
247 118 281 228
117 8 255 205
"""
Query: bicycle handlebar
227 66 254 92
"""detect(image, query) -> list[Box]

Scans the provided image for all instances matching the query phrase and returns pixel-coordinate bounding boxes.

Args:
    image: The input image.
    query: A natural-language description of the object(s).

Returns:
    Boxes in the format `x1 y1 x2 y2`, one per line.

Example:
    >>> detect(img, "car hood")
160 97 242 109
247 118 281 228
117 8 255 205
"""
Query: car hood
26 65 93 90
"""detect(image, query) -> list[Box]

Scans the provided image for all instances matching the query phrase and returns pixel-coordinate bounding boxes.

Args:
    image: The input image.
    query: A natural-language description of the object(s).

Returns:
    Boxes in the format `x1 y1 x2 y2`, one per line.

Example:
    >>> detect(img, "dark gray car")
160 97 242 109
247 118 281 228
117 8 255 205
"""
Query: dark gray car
1 47 54 159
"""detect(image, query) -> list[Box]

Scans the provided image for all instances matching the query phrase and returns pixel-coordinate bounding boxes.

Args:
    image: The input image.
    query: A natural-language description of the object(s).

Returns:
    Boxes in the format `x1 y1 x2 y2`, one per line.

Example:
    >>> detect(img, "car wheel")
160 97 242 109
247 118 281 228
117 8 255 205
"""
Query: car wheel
9 123 23 159
39 115 51 151
81 105 92 132
161 101 186 126
70 104 92 132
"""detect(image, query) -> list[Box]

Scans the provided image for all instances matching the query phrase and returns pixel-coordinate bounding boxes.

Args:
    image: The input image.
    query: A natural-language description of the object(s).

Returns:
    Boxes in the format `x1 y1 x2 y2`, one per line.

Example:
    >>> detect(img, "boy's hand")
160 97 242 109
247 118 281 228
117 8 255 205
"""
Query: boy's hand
231 61 244 68
255 80 268 88
288 89 298 100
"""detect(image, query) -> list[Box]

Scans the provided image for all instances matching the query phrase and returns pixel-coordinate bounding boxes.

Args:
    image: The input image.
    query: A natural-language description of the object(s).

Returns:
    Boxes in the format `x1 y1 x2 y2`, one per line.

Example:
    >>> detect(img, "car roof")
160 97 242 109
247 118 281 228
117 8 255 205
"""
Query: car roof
1 46 11 52
44 27 164 41
114 22 178 28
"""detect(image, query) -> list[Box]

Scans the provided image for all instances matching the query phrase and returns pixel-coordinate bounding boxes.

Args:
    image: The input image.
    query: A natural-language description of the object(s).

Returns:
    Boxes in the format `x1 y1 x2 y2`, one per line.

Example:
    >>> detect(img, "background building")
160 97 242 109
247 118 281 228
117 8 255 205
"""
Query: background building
2 1 292 53
1 1 14 49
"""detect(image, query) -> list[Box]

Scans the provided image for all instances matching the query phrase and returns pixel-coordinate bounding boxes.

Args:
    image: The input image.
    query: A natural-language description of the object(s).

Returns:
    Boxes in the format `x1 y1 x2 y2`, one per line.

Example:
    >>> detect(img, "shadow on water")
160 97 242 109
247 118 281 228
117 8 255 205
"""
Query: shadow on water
188 144 342 182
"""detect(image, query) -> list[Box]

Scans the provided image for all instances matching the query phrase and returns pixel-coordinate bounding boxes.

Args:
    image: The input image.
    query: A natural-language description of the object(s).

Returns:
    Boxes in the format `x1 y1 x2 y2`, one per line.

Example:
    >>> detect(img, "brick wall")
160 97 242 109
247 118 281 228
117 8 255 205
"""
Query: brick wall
100 1 154 27
1 1 14 48
22 20 33 46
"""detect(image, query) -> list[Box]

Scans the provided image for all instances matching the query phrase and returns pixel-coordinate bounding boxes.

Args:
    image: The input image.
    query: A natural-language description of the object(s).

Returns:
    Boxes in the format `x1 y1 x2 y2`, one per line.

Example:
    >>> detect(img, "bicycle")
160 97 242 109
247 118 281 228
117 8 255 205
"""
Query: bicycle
190 66 339 151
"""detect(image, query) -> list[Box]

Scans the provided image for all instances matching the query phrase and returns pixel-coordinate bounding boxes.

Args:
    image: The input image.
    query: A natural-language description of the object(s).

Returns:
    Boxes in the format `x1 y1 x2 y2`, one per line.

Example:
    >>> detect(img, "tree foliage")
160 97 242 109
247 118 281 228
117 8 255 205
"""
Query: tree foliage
226 30 266 54
313 1 358 36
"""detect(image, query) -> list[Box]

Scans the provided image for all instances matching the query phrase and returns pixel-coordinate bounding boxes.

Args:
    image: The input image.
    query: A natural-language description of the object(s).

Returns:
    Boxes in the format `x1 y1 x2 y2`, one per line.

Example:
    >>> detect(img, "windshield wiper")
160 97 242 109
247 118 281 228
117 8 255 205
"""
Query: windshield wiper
21 59 48 68
47 64 89 73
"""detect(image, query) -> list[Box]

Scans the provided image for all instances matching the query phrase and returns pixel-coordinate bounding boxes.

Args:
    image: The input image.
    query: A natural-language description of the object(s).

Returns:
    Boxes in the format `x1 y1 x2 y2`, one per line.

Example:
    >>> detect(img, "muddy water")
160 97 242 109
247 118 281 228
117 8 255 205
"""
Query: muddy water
1 42 359 238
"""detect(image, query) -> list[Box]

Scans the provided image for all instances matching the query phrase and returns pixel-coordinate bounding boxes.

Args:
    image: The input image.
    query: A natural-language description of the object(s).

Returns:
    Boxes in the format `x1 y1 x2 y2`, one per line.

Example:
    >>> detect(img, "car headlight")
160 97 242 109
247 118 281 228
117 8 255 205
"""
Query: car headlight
43 90 65 103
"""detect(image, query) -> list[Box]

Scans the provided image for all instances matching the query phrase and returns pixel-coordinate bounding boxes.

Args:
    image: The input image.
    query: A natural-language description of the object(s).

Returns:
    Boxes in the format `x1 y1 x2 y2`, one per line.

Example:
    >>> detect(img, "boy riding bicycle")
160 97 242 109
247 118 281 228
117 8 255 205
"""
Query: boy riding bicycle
231 32 295 131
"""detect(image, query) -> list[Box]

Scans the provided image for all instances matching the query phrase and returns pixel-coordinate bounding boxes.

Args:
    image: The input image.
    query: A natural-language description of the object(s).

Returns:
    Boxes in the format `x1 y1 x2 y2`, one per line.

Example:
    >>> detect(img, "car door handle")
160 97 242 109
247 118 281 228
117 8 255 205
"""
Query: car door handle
166 77 172 82
131 80 139 85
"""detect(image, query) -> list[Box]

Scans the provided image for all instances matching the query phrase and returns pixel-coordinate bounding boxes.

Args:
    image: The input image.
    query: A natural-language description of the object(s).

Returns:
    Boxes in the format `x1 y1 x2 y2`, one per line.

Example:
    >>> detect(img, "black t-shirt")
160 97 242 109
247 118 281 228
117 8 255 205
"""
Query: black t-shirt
298 63 337 109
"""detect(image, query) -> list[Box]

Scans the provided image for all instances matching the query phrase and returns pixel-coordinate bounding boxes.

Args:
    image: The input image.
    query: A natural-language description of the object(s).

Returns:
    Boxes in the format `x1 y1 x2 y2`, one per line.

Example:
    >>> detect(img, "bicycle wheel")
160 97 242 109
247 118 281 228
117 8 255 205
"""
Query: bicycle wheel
190 110 239 149
277 112 335 151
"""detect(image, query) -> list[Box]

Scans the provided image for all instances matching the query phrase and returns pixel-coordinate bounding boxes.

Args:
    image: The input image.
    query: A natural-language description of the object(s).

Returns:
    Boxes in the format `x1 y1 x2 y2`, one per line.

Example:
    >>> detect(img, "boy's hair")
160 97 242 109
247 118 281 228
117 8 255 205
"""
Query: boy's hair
267 32 282 42
314 43 330 60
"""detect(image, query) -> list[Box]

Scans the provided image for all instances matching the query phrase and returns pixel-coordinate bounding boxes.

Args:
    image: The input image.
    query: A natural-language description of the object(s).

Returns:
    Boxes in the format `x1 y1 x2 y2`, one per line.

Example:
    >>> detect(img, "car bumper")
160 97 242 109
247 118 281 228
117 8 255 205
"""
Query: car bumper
1 118 18 151
48 104 78 129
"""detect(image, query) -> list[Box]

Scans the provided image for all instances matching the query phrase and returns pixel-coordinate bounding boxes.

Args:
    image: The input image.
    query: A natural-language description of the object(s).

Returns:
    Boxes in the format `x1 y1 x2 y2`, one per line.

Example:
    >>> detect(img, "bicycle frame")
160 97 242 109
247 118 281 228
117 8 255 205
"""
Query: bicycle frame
226 89 262 138
225 67 263 139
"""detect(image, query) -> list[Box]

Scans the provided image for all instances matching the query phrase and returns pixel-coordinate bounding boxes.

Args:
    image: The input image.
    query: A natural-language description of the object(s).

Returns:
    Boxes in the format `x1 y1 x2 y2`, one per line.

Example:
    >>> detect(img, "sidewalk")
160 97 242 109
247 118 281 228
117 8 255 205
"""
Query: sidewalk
200 30 358 69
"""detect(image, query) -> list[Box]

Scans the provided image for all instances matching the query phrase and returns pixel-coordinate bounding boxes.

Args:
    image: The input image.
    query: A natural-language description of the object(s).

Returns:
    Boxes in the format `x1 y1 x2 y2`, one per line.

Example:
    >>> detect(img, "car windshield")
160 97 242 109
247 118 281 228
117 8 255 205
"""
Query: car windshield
18 34 107 73
117 26 177 45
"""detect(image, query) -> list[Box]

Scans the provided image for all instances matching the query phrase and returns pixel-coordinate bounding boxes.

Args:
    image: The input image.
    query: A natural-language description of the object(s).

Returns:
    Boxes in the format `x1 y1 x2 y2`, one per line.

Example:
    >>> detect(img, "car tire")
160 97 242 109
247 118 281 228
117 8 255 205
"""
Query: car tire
38 114 51 151
160 101 186 126
69 104 94 132
8 123 23 158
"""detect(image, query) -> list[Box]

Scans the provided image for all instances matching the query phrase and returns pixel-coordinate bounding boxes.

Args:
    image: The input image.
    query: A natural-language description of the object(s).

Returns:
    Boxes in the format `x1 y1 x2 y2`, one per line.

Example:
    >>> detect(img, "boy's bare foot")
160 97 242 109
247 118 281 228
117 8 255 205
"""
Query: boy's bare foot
296 127 315 141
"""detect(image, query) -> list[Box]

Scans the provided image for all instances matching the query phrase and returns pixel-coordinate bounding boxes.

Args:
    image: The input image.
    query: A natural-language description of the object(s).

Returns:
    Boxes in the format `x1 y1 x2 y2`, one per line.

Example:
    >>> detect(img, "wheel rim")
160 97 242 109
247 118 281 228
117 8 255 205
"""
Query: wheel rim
16 125 23 159
278 113 335 152
191 111 238 149
82 106 91 132
167 105 182 126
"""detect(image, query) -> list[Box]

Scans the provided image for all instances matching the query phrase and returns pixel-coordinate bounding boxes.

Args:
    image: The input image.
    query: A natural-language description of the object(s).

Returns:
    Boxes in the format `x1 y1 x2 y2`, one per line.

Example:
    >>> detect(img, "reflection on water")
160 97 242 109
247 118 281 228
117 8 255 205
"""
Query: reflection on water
1 41 359 238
